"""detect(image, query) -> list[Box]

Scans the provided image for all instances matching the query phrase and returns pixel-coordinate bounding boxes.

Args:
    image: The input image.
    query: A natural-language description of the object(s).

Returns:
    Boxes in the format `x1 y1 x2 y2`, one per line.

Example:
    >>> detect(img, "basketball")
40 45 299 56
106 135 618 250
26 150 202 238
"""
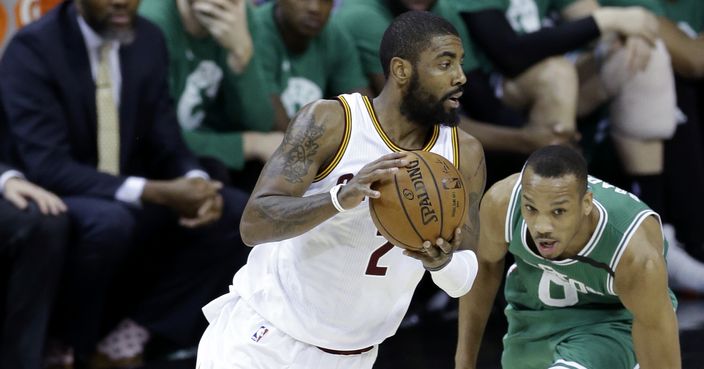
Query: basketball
369 151 467 251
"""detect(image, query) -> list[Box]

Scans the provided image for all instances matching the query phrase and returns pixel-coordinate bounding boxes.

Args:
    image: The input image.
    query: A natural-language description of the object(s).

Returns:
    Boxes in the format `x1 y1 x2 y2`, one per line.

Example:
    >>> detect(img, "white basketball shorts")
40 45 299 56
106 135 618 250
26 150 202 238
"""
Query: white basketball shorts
196 289 379 369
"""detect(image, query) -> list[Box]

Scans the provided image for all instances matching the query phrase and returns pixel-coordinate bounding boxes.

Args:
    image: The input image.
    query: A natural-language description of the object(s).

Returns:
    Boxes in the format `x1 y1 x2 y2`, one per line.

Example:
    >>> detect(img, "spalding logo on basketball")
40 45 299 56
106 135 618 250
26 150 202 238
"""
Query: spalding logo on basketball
369 151 467 251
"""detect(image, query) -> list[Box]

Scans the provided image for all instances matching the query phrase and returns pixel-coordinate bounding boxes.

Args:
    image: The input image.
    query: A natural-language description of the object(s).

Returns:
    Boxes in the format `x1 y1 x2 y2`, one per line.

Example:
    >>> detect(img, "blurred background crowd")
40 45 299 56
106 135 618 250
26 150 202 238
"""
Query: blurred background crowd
0 0 702 368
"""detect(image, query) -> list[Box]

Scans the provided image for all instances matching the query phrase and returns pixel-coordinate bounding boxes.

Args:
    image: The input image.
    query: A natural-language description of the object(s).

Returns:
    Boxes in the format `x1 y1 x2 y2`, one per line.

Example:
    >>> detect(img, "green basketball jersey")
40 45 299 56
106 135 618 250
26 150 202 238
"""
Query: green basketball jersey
505 175 657 311
501 174 676 368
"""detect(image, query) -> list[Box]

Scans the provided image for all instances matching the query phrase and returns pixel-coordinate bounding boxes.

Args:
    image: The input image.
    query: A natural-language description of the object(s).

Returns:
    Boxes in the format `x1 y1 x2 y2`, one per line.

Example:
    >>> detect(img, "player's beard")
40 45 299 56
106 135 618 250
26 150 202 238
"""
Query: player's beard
400 71 461 128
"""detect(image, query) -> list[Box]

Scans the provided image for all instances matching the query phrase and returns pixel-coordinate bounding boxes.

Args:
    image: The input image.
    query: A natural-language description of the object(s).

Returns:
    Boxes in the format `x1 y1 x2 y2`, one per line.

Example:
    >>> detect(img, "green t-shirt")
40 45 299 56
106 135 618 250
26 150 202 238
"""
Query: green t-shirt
599 0 664 16
139 0 273 169
334 0 481 76
253 2 367 118
660 0 704 34
455 0 578 34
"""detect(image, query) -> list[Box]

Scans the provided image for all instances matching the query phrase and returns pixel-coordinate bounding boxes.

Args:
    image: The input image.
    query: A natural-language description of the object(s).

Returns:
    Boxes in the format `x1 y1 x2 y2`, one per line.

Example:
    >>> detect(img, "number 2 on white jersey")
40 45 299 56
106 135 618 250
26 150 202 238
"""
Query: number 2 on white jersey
365 231 393 276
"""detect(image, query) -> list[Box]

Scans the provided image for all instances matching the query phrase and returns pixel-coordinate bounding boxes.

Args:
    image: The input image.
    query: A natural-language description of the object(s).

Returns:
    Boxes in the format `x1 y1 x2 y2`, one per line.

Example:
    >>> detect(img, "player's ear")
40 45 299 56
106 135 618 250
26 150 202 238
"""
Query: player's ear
390 57 412 85
582 190 593 216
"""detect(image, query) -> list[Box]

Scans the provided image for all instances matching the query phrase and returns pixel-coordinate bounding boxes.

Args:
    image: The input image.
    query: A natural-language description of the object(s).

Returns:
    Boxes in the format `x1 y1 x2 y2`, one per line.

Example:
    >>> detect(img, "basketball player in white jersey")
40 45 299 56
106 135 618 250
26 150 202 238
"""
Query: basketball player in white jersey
196 11 486 369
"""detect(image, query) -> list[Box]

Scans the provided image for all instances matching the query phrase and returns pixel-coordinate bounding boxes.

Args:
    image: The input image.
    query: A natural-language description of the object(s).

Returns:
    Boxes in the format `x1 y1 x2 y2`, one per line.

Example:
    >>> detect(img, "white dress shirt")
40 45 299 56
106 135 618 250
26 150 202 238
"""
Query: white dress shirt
77 16 208 206
0 170 24 194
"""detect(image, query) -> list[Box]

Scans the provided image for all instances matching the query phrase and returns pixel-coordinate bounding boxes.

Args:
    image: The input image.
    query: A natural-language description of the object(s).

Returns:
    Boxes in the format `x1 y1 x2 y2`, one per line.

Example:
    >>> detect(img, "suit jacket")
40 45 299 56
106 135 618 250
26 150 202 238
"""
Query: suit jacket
0 163 12 178
0 1 201 199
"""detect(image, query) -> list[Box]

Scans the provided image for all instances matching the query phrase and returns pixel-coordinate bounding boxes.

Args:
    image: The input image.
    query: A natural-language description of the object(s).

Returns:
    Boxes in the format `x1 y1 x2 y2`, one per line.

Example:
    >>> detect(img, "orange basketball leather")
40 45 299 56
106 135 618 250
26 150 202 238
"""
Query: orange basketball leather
369 151 467 251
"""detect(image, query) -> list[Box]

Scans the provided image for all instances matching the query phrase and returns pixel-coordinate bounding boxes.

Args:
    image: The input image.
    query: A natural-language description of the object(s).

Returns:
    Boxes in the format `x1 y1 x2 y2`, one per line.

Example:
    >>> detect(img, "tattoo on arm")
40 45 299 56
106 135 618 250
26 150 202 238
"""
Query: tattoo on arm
254 198 306 236
244 103 344 244
278 112 325 183
252 194 331 239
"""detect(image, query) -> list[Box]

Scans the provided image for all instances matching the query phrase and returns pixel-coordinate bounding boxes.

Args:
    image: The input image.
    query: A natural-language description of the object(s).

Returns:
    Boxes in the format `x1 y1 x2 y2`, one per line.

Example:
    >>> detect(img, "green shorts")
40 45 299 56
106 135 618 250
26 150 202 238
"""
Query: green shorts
501 307 638 369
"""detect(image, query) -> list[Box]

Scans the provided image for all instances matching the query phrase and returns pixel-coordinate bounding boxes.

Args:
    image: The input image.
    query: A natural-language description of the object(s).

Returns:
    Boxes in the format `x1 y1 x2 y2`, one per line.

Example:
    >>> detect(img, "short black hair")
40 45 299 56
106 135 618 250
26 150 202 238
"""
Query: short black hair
379 11 460 78
524 145 588 194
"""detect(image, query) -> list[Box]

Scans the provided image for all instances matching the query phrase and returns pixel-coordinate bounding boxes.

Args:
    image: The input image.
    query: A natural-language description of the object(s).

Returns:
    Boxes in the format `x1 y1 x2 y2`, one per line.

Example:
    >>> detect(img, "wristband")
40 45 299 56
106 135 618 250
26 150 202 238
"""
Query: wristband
430 250 479 298
329 183 347 212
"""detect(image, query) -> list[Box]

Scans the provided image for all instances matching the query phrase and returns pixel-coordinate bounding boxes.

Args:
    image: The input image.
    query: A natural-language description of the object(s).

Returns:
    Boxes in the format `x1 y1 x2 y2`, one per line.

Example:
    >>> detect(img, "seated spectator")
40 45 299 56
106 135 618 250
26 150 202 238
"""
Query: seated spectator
0 0 248 366
0 165 68 369
601 0 704 295
139 0 283 185
335 0 578 184
253 0 371 125
655 0 704 288
657 0 704 249
457 0 676 222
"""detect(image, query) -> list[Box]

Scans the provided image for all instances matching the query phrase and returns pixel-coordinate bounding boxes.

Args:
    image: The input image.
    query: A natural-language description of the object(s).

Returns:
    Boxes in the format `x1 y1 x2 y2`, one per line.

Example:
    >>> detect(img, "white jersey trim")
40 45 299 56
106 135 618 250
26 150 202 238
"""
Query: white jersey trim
505 175 523 244
606 210 659 295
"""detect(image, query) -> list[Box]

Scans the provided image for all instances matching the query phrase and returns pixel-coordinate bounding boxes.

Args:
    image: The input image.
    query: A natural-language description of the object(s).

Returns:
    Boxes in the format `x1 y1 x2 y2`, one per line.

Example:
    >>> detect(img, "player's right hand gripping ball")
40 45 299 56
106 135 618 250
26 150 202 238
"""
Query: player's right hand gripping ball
369 151 467 251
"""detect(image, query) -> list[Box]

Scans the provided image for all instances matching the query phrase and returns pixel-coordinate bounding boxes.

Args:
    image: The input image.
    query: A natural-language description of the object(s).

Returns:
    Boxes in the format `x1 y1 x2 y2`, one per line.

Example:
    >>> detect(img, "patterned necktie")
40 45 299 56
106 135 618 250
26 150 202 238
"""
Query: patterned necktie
96 42 120 175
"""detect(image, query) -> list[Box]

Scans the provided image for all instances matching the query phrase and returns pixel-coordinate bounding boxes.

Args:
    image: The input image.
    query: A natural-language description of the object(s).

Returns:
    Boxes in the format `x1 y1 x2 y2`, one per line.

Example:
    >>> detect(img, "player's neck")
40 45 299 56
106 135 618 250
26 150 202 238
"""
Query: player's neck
372 92 434 150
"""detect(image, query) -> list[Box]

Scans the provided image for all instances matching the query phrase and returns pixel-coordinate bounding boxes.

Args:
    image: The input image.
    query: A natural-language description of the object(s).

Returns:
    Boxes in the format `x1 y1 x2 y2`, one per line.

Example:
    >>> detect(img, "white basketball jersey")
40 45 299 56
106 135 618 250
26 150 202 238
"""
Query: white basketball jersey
232 93 460 350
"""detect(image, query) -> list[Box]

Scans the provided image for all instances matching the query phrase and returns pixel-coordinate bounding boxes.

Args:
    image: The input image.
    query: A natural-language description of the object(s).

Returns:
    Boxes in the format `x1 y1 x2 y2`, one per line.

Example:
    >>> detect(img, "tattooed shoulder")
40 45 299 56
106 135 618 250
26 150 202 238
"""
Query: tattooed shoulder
278 106 327 183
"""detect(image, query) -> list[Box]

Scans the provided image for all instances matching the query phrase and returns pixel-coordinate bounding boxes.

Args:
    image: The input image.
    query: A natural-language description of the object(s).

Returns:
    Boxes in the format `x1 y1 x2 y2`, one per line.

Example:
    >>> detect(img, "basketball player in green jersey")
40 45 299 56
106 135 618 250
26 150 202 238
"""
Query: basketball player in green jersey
455 145 680 369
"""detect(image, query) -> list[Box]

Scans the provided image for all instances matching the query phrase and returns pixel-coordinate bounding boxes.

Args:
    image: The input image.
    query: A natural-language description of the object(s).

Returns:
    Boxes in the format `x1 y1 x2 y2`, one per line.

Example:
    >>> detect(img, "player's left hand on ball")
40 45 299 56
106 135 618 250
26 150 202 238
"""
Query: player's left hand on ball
403 228 462 270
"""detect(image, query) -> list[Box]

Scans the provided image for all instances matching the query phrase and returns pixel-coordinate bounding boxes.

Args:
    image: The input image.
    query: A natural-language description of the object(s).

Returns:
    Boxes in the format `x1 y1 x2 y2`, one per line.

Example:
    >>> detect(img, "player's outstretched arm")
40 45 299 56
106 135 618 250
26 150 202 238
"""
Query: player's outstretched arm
455 175 514 369
615 216 681 369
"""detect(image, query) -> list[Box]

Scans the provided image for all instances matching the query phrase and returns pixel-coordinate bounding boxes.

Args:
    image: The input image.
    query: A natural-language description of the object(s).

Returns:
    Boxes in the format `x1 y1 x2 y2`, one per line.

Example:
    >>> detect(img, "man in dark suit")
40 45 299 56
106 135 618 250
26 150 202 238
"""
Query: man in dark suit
0 165 68 369
0 0 249 364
